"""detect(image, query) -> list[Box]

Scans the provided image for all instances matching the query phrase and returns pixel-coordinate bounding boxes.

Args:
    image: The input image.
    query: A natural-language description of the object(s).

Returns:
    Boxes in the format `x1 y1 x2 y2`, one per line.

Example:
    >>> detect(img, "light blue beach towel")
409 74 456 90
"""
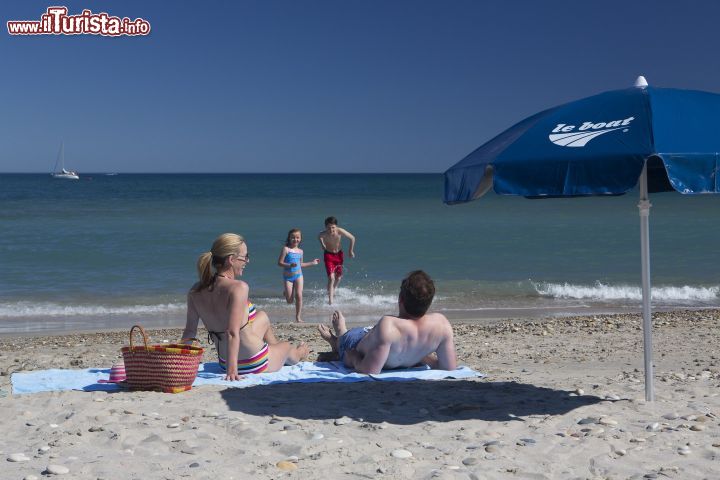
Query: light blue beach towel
11 362 483 395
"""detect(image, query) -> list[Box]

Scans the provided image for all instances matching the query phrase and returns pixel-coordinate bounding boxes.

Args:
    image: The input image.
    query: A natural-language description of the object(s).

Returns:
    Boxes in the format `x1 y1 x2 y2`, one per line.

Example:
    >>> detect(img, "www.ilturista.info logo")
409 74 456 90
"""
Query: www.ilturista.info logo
548 116 634 148
7 6 150 36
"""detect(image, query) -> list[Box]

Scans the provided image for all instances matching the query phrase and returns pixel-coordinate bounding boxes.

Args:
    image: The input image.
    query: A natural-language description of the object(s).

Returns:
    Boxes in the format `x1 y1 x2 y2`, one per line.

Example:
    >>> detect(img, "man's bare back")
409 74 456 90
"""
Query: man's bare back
357 313 455 370
326 310 456 374
317 270 455 374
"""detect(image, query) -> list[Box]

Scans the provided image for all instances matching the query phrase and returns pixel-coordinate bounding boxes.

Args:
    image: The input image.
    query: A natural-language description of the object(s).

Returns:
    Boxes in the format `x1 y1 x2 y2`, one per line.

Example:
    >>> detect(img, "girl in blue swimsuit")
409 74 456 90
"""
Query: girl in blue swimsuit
277 228 320 323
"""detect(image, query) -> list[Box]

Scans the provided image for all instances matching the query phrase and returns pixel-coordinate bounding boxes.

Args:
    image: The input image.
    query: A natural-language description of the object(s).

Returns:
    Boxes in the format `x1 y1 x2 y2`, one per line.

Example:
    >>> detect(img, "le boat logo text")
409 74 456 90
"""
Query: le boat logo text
7 6 151 36
549 116 634 148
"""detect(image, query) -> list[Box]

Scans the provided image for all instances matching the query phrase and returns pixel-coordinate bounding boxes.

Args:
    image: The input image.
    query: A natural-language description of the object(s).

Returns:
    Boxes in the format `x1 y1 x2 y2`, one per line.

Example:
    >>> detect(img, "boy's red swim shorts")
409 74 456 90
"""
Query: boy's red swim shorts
324 250 344 277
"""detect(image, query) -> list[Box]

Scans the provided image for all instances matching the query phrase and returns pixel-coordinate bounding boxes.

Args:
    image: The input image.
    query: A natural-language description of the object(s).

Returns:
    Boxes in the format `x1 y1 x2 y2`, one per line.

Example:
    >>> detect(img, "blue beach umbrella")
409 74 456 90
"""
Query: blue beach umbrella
444 77 720 401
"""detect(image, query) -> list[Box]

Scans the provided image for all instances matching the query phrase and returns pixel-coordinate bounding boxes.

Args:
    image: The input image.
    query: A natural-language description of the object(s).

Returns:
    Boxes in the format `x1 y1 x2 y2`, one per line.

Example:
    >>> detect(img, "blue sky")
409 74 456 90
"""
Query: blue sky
2 0 719 173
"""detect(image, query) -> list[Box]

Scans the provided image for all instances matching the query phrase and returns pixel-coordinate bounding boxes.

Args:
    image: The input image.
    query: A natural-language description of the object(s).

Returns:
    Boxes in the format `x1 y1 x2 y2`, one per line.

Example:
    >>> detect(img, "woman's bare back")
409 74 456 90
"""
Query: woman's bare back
188 279 265 357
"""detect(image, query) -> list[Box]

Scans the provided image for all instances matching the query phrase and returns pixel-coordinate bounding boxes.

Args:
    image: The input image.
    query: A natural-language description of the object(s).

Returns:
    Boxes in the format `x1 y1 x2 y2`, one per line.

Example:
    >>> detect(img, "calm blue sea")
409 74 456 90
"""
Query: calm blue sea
1 174 718 334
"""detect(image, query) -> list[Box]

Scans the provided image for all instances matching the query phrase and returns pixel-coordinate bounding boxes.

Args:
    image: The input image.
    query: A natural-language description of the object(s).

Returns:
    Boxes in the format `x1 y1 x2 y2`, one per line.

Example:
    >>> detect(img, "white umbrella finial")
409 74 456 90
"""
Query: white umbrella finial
635 76 648 88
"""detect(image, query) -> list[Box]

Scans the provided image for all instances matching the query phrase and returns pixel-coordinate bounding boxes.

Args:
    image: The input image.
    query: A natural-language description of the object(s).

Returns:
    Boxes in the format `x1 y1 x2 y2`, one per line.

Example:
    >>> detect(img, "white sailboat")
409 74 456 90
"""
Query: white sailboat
51 142 79 180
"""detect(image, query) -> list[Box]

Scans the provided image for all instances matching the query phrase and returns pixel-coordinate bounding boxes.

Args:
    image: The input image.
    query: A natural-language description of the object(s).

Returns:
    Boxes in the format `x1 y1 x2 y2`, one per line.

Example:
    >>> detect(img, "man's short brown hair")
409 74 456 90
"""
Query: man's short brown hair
400 270 435 317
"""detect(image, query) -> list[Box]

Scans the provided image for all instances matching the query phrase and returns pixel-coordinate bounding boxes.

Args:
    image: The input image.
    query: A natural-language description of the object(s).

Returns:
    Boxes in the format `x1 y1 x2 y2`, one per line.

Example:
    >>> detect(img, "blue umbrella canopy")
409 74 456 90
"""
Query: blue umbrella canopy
445 84 720 203
444 79 720 401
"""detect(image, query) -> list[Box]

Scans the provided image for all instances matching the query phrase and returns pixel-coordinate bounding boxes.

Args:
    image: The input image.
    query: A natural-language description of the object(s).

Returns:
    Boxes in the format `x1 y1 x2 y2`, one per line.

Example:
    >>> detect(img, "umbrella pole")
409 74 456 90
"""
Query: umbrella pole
638 164 654 401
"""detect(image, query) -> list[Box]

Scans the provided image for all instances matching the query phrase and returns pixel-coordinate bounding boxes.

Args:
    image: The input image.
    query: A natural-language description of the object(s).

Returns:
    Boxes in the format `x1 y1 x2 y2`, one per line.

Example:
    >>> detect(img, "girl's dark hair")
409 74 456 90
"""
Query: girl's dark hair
286 228 302 247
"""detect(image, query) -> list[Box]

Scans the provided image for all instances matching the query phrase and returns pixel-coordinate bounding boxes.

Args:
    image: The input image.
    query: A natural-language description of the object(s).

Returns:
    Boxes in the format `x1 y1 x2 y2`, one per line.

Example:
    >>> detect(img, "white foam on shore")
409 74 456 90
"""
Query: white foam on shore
0 287 399 319
257 287 398 309
534 282 719 302
330 287 398 307
0 302 186 318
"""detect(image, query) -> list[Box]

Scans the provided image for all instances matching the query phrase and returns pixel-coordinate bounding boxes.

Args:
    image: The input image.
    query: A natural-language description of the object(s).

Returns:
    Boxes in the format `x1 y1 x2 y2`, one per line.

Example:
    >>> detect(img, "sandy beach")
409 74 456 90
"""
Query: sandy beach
5 2 720 479
0 309 718 479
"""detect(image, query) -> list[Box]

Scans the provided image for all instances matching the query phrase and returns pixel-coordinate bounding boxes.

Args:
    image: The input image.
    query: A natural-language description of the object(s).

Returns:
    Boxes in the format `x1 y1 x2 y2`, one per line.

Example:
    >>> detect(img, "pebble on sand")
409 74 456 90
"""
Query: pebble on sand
646 422 660 432
277 460 297 471
45 464 70 475
8 453 30 462
578 417 597 425
391 449 413 459
678 446 691 455
599 418 618 426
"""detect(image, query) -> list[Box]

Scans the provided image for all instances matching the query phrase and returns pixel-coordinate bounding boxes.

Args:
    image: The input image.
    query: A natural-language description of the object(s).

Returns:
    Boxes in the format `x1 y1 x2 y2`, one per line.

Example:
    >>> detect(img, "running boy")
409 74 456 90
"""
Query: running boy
318 216 356 305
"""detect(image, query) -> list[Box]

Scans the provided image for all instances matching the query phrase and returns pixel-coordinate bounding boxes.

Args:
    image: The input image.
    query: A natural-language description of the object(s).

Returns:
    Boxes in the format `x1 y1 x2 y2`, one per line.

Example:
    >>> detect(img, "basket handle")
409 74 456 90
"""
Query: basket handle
129 325 150 351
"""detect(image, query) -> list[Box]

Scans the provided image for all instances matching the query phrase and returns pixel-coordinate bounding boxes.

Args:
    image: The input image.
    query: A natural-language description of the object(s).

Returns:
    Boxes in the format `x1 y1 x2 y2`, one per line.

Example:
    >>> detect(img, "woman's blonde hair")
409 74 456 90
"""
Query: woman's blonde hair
194 233 245 291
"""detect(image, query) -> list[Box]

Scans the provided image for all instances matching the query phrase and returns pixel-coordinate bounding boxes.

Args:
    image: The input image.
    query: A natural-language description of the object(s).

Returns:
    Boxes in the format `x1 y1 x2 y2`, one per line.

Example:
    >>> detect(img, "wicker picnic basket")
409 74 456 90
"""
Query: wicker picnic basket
121 325 204 393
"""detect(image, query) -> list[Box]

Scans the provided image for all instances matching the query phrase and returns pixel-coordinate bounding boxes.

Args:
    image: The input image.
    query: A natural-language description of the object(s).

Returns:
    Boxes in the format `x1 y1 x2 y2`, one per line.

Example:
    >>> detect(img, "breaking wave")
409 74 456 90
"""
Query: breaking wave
533 282 719 302
257 287 398 310
0 302 186 318
0 287 400 319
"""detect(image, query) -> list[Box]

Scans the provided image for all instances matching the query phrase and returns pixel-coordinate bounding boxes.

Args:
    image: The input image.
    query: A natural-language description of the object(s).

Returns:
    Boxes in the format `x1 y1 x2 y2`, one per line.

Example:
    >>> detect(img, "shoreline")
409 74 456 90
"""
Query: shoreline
1 309 719 478
0 304 717 337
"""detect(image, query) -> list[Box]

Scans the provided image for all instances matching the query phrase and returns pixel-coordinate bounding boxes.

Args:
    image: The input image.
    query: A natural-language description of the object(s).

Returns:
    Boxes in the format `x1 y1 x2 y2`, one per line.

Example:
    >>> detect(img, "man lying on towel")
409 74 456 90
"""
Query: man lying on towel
317 270 457 374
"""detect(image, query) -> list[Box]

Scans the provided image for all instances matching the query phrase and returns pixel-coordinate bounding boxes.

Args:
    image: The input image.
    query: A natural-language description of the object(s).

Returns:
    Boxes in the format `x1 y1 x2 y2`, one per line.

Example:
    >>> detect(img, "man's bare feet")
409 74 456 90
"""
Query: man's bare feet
317 324 334 341
317 324 338 351
332 310 348 337
295 316 305 323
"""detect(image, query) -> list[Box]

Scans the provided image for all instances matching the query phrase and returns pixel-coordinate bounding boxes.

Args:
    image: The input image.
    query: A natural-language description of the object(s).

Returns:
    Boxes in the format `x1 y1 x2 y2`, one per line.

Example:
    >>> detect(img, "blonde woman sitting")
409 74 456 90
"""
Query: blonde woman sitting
182 233 309 380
